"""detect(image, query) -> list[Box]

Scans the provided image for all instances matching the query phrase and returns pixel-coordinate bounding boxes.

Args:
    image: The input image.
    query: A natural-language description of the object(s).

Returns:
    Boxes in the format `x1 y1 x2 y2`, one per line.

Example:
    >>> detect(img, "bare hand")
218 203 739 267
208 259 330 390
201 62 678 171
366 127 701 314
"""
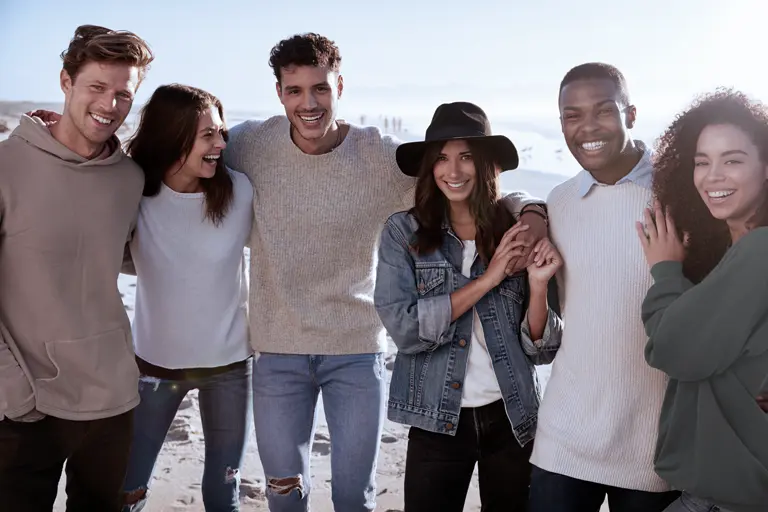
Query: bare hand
485 224 530 287
636 200 687 268
527 238 562 287
26 109 61 126
506 211 548 275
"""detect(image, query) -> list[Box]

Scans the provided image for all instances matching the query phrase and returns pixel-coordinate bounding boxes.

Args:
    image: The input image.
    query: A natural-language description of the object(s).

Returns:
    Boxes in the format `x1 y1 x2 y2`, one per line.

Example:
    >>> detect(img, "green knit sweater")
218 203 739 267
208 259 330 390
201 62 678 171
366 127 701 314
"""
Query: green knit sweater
642 227 768 512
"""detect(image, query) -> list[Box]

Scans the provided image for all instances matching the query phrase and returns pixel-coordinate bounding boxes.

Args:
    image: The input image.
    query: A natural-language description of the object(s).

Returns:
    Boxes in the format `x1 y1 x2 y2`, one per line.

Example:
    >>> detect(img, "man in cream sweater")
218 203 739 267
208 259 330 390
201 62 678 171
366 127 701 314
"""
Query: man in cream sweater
224 33 550 512
527 63 681 511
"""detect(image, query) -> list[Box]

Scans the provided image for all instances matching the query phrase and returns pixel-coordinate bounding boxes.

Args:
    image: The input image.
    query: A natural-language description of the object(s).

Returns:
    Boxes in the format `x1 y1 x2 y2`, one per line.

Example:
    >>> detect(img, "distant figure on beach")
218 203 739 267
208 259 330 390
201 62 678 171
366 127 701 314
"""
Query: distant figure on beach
223 33 550 511
384 116 389 132
119 84 254 512
638 89 768 512
0 25 153 511
527 63 682 511
374 101 562 512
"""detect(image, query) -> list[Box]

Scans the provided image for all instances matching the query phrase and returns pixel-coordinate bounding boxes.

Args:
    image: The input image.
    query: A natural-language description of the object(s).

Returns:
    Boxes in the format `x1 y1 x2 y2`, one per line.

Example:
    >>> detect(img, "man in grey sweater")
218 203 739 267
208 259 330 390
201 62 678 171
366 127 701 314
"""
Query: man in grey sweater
224 33 549 511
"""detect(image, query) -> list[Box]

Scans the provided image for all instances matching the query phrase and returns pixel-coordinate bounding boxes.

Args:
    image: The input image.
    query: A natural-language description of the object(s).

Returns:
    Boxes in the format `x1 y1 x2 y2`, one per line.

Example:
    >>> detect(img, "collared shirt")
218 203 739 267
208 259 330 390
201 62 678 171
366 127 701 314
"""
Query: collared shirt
578 140 653 198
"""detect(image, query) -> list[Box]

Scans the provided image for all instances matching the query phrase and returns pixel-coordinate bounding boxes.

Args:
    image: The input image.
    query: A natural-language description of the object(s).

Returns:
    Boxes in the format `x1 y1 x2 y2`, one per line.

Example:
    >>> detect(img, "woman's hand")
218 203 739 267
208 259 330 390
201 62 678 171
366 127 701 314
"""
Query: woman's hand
527 238 562 289
482 224 530 288
636 200 687 268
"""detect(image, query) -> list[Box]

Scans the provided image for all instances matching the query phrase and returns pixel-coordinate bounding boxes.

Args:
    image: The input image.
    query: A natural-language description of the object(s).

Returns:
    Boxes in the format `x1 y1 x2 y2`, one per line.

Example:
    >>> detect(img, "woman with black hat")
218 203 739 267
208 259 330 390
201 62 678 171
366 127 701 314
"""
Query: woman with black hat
373 102 563 511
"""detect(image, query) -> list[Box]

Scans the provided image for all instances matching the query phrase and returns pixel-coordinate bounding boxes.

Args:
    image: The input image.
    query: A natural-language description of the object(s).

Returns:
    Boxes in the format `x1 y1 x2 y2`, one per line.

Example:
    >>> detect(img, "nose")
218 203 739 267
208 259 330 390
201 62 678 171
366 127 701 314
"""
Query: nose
96 93 118 114
301 92 318 111
705 161 727 182
214 133 227 150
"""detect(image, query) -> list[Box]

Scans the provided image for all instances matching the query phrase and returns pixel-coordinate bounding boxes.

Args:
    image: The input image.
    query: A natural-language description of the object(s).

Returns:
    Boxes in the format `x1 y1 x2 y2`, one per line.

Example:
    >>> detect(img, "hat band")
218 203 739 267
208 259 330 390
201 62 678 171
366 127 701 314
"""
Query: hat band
426 125 490 141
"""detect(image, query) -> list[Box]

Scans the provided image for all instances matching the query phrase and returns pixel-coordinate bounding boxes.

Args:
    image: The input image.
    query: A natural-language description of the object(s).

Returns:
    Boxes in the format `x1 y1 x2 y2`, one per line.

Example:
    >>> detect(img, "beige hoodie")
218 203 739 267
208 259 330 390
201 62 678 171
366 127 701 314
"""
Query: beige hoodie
0 115 144 421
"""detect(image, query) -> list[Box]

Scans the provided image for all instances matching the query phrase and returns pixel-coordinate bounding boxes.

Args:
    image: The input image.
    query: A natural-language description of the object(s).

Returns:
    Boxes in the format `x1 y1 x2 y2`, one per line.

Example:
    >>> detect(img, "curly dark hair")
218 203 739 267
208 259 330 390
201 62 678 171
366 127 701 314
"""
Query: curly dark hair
268 33 341 83
653 88 768 283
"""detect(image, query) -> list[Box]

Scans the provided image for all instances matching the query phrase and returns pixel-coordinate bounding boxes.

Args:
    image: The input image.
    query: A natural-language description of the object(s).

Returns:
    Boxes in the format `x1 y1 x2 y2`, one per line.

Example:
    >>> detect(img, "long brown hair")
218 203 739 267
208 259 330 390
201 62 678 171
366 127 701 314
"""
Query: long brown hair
653 88 768 283
410 139 515 263
127 84 234 226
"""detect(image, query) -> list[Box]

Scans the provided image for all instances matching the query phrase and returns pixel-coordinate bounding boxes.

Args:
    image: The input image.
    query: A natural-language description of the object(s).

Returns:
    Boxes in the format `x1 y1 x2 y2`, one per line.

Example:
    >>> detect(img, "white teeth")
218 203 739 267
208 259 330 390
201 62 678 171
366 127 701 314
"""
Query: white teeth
299 113 322 122
446 181 468 189
581 141 606 151
708 190 734 198
90 113 112 125
202 154 219 163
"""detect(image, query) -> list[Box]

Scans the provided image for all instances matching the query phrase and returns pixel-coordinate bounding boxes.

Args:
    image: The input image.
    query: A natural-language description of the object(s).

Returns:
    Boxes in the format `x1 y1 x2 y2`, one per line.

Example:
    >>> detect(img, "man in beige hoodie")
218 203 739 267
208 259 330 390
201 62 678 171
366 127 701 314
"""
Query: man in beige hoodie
0 25 153 512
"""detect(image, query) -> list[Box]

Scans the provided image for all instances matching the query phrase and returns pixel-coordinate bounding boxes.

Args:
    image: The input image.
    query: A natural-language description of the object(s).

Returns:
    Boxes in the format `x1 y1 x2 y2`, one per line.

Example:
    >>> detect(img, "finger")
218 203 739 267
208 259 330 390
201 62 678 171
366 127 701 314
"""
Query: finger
636 221 650 249
643 209 658 243
502 223 530 243
654 201 666 237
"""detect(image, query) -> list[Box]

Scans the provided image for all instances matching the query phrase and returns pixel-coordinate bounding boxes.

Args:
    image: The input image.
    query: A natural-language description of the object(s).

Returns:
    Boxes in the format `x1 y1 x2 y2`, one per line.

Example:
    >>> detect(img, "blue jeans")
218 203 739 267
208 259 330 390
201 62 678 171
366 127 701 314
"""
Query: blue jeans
252 353 386 512
122 358 253 512
528 465 681 512
663 492 732 512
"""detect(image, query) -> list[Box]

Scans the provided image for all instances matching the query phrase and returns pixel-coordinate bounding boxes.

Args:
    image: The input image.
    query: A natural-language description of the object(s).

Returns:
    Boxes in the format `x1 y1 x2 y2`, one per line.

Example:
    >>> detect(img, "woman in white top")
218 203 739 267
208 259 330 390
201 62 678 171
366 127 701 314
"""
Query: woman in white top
120 84 254 512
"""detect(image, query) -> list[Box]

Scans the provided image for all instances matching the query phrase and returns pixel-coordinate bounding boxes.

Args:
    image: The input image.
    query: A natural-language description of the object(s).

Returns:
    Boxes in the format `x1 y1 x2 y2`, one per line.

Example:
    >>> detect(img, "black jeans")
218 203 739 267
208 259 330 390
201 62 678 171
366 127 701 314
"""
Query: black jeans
0 410 134 512
528 465 681 512
403 400 533 512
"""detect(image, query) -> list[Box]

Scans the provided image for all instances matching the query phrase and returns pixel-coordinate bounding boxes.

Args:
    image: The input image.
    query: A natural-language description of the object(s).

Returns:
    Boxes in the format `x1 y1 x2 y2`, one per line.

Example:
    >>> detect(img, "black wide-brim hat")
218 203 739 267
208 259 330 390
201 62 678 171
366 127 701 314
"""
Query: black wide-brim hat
395 102 519 177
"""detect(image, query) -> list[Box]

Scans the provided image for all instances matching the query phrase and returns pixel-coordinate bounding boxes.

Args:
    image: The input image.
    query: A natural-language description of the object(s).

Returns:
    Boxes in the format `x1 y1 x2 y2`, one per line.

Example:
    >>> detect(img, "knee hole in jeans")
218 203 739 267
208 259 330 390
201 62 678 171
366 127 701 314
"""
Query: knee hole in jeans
267 475 305 498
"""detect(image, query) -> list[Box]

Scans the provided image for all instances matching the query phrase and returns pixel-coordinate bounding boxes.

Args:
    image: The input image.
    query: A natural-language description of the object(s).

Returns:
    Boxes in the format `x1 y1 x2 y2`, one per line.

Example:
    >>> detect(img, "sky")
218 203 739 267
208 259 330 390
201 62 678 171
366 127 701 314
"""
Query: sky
1 0 766 141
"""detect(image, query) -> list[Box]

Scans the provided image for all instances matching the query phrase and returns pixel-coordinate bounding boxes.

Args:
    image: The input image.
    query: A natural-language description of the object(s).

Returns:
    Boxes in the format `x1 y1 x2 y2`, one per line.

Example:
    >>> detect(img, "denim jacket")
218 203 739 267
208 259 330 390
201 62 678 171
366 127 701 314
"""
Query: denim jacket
374 211 562 446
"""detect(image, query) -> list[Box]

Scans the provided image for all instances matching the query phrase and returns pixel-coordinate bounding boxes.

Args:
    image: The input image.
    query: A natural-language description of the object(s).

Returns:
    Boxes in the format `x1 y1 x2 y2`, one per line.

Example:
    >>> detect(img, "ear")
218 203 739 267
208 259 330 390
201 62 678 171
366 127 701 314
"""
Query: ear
60 69 73 94
337 74 344 100
625 105 637 130
275 81 282 100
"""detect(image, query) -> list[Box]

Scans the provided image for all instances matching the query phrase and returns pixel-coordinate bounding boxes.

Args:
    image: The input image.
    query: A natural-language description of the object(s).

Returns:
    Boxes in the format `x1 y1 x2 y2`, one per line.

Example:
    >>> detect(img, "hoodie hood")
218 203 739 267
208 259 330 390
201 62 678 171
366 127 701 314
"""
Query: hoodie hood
10 114 125 167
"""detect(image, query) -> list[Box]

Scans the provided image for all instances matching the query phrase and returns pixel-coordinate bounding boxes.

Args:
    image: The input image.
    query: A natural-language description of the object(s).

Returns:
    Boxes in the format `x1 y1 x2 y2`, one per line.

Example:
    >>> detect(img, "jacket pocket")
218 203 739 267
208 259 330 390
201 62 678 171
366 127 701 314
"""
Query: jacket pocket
416 266 447 296
35 329 139 414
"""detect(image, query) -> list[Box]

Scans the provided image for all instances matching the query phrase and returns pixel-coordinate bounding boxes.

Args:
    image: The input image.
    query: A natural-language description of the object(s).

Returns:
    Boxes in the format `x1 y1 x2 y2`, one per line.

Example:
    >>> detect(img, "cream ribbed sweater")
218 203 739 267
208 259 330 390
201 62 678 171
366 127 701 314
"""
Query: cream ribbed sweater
531 172 671 492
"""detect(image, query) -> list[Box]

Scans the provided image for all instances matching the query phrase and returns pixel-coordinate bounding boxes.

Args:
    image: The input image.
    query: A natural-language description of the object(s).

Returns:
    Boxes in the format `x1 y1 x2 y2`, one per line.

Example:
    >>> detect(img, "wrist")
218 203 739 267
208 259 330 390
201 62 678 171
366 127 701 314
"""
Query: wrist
528 276 550 292
478 273 500 290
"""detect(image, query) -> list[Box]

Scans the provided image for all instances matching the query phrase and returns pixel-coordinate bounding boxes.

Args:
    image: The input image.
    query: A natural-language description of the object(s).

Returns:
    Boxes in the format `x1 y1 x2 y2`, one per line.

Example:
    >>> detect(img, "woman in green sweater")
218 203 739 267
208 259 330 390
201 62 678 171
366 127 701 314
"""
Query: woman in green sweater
636 89 768 512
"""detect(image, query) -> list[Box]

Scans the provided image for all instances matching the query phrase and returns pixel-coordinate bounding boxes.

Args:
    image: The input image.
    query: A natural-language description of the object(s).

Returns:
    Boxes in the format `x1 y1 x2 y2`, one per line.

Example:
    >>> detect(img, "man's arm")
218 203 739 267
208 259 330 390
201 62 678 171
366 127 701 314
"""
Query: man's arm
500 191 549 273
224 121 263 179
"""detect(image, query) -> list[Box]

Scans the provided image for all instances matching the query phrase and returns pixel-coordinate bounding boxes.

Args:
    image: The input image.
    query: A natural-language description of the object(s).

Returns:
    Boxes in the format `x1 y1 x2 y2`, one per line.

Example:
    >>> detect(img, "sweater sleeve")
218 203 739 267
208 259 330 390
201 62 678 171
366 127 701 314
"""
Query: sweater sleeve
224 121 263 179
382 134 416 208
0 195 36 419
642 229 768 381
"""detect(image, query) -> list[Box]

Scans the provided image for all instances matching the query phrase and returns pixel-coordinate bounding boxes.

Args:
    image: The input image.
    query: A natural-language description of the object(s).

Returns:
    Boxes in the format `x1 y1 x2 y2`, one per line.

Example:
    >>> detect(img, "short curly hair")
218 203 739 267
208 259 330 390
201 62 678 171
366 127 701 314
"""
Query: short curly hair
653 88 768 283
61 24 154 84
268 33 341 83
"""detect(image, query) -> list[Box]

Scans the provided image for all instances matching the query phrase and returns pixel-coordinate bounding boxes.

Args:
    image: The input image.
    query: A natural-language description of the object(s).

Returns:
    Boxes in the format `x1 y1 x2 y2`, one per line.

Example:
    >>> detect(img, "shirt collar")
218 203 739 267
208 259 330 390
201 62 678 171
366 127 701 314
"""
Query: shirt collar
578 140 653 198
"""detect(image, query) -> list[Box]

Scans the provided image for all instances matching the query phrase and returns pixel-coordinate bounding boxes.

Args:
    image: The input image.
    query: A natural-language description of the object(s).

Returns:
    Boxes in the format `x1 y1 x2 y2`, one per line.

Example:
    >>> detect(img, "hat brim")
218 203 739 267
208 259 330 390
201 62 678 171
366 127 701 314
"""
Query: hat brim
395 135 519 177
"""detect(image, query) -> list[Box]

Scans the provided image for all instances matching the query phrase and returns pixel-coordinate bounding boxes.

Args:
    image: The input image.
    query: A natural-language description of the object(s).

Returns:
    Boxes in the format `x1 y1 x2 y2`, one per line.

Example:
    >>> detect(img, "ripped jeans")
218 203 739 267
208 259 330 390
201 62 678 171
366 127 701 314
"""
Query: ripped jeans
252 353 387 512
122 357 252 512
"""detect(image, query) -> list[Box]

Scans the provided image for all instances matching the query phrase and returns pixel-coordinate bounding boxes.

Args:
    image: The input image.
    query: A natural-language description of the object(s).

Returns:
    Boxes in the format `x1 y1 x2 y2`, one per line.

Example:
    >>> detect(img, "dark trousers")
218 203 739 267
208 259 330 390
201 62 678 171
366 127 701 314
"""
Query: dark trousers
404 400 533 512
0 410 134 512
528 465 681 512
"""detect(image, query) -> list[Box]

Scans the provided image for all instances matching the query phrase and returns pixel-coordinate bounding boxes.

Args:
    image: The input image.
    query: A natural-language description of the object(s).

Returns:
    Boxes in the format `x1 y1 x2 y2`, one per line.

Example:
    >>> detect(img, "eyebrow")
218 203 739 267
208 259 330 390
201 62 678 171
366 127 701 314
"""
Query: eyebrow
439 150 472 156
284 81 330 90
694 149 749 158
561 99 615 112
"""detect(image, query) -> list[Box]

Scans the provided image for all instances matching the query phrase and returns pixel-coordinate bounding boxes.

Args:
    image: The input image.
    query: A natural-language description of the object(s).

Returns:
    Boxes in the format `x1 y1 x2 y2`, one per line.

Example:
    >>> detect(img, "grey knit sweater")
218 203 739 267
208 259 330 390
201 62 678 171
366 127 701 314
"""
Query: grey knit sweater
225 116 538 355
225 116 415 354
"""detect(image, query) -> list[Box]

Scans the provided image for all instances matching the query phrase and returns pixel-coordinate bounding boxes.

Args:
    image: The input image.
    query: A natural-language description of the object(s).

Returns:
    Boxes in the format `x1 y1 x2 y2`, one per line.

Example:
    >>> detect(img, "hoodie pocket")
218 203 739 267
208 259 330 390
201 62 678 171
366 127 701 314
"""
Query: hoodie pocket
35 329 139 415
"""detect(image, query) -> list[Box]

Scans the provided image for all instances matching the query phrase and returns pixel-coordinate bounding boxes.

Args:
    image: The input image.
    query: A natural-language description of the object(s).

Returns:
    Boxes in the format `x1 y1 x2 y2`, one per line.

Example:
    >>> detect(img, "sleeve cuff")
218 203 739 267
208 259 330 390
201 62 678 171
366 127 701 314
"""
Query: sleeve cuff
417 294 453 343
650 261 685 281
